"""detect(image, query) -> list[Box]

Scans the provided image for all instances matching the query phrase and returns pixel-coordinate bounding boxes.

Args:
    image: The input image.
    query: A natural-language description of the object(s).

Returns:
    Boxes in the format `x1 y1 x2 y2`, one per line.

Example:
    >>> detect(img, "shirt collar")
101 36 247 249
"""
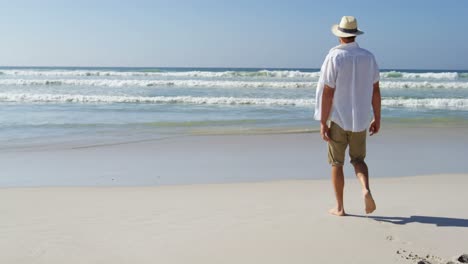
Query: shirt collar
330 42 359 51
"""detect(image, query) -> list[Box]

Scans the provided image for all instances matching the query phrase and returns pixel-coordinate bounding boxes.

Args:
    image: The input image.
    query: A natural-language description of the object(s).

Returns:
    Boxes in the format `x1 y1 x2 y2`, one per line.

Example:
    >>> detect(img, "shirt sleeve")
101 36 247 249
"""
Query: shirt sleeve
372 56 380 84
320 54 337 89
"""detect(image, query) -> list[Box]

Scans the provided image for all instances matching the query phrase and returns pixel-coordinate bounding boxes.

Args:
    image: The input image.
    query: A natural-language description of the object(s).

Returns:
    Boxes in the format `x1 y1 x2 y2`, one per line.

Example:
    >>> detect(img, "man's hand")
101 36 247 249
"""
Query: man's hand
321 122 331 142
369 119 380 136
370 82 381 137
320 84 334 142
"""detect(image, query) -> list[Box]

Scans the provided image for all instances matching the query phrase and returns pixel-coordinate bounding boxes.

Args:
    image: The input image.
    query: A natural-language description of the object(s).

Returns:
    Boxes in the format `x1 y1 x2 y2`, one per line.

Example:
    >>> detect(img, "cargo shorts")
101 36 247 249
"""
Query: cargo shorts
328 121 367 166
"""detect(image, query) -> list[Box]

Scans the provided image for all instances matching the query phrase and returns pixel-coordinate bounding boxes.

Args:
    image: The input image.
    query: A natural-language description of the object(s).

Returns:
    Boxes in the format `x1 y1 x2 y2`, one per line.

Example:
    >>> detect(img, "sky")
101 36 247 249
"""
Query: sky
0 0 467 69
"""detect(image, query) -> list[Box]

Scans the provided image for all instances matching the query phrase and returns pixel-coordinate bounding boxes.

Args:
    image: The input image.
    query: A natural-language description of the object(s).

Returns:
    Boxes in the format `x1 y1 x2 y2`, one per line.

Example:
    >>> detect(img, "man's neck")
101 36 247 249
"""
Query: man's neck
339 39 355 45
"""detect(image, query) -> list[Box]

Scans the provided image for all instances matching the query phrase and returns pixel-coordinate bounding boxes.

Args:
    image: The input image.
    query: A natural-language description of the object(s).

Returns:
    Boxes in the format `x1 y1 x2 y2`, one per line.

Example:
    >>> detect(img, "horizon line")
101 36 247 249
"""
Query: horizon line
0 66 467 72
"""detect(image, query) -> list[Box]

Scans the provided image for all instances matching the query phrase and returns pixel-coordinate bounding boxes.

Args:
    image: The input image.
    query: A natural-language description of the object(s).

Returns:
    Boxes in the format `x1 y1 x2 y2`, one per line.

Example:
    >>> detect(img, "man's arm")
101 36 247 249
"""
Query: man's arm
369 81 381 136
320 84 335 142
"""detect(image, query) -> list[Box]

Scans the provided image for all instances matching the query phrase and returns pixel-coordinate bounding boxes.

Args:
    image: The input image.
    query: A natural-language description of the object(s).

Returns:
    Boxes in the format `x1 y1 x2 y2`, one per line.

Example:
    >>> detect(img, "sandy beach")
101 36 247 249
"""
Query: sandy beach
1 1 468 263
1 175 468 264
1 127 468 263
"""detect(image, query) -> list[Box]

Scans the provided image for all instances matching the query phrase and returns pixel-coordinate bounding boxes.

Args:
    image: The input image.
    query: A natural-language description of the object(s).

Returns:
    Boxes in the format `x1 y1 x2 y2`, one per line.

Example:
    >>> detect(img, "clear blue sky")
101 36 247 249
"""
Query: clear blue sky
0 0 467 69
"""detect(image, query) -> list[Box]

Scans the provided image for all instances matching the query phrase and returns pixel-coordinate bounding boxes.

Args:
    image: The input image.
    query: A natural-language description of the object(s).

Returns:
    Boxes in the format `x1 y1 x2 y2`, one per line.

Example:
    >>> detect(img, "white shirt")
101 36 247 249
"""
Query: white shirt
314 42 380 132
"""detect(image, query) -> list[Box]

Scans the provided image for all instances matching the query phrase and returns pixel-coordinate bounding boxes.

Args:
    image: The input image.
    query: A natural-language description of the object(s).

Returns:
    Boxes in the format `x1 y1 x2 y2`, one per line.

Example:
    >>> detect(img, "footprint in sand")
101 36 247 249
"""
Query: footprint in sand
396 248 449 264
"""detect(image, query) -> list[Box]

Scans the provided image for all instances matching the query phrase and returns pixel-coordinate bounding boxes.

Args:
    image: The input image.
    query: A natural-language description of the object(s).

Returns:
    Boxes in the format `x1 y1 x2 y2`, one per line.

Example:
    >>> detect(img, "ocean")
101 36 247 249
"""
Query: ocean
1 67 467 147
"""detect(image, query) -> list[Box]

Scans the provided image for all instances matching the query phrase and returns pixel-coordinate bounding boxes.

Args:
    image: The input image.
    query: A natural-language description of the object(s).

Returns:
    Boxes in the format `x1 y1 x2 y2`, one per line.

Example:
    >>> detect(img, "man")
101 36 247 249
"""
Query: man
314 16 381 216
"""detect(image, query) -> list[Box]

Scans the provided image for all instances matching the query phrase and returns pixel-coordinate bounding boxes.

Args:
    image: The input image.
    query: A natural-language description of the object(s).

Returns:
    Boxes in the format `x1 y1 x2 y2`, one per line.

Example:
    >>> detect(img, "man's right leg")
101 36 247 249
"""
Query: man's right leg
328 122 347 216
330 165 346 216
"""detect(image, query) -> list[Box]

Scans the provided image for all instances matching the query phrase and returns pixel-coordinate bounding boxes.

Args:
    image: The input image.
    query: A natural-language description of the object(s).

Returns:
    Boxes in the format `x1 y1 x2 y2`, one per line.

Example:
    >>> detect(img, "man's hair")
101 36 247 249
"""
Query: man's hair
341 36 356 43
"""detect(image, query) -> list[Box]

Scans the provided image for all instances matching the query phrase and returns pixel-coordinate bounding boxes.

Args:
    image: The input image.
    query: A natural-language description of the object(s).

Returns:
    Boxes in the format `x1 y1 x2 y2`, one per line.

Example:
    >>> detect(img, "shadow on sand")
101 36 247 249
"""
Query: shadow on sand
348 215 468 228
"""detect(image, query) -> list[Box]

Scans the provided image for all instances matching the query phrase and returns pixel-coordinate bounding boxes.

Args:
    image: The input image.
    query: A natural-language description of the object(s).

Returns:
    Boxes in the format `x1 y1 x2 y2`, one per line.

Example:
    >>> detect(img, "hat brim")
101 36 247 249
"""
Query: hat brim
331 24 364 37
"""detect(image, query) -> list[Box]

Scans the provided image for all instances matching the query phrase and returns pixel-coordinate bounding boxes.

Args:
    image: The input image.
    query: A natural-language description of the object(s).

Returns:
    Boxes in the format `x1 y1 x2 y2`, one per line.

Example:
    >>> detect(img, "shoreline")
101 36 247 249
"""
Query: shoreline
2 118 467 149
1 126 468 187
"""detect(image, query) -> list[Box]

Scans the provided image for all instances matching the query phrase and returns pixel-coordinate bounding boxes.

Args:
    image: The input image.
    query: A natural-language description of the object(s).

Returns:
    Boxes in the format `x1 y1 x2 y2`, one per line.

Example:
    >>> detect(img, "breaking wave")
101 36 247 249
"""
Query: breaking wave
0 79 312 88
0 70 321 79
0 93 313 106
1 69 466 80
1 93 467 110
380 71 467 80
1 79 468 89
380 81 468 89
382 98 468 110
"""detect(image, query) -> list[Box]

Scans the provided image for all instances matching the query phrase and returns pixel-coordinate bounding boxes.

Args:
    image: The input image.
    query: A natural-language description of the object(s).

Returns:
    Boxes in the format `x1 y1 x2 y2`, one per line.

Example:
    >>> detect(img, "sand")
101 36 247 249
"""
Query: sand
1 126 467 187
1 175 468 264
1 127 467 263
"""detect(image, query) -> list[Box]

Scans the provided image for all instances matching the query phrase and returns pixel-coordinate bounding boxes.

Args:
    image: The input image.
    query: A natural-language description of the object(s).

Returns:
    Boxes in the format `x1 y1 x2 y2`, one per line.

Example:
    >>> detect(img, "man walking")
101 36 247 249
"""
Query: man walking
314 16 381 216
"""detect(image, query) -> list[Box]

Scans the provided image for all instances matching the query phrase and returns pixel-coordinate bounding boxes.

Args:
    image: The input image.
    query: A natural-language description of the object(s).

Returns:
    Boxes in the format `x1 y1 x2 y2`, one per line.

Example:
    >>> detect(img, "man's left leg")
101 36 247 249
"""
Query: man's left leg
349 130 376 214
352 161 376 214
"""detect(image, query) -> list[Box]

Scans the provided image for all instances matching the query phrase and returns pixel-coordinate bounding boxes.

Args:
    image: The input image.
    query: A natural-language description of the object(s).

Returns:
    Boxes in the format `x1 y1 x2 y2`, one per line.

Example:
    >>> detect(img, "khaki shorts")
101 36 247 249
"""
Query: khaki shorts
328 122 366 166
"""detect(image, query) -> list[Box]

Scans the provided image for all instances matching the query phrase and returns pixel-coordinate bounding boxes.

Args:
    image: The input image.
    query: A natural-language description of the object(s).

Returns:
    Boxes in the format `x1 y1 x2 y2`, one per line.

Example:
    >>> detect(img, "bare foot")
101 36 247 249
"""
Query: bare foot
363 190 376 214
328 207 346 216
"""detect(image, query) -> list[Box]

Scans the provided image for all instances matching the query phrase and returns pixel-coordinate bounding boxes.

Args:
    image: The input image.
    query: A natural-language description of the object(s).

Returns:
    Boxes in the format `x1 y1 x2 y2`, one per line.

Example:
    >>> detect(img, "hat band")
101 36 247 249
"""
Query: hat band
338 27 358 34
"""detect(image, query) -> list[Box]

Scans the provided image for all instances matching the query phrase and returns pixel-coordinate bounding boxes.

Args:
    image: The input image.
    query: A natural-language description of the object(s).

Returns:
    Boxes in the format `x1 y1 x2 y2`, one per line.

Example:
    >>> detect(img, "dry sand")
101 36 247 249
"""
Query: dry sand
1 174 468 264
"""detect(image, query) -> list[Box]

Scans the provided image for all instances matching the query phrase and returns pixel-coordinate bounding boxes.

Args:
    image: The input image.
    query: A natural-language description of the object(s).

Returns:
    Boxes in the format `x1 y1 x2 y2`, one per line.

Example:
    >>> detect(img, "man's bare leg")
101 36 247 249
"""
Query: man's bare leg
352 161 376 214
329 165 346 216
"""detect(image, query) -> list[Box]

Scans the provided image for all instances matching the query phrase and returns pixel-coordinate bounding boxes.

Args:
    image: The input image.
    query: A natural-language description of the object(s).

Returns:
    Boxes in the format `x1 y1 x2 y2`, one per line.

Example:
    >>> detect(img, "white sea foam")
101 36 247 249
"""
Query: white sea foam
0 79 312 88
1 93 467 110
1 78 468 90
382 98 468 110
380 81 468 89
380 71 464 80
0 70 322 79
1 69 466 80
0 93 313 106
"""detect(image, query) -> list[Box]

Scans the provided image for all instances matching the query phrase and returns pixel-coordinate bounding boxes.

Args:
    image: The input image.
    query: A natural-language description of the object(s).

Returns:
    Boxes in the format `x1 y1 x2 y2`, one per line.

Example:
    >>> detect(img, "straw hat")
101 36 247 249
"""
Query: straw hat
331 16 364 37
